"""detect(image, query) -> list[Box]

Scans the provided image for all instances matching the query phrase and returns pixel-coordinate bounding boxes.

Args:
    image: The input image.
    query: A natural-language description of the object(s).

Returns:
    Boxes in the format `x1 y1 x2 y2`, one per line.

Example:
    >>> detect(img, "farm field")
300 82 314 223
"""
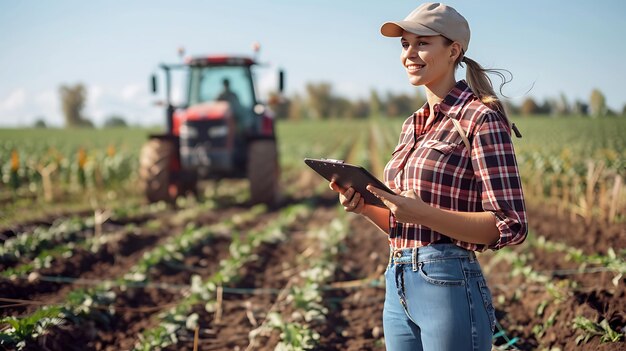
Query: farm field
0 116 625 350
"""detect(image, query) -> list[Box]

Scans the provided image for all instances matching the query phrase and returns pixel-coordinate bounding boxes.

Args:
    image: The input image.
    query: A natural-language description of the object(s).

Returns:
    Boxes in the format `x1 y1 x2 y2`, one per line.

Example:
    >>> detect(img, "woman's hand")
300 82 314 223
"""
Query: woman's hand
367 185 430 224
329 181 366 214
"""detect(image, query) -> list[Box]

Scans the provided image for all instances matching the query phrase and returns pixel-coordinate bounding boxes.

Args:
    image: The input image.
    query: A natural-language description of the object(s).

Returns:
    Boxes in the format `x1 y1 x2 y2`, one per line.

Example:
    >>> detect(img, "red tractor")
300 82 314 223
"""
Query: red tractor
140 54 283 205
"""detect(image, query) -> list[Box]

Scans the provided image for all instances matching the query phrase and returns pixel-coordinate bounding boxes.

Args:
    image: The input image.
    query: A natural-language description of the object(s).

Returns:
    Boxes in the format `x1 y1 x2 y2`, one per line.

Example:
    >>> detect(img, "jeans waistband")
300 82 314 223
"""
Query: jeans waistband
388 244 476 266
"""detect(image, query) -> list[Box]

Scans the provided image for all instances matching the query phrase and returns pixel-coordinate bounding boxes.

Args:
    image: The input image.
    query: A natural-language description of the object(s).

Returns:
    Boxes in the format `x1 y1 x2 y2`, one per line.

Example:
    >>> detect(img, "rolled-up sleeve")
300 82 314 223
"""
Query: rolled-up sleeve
471 113 527 250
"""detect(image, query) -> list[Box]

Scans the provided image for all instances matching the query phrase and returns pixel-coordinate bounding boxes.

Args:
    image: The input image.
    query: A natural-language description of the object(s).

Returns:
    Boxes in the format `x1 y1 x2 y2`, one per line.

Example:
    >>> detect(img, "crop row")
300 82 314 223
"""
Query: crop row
0 145 137 200
134 203 312 350
482 231 625 348
279 118 626 224
5 118 623 225
0 199 177 277
249 210 349 349
0 203 268 350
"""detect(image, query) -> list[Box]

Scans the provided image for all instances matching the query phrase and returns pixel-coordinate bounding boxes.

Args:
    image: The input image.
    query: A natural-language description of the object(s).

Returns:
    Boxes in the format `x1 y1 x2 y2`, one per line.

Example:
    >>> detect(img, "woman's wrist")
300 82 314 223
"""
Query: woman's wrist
361 203 375 217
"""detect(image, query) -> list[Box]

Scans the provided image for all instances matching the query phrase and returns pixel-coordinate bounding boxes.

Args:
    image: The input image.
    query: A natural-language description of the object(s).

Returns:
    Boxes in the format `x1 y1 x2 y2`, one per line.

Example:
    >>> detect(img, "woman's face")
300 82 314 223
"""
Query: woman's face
400 32 457 88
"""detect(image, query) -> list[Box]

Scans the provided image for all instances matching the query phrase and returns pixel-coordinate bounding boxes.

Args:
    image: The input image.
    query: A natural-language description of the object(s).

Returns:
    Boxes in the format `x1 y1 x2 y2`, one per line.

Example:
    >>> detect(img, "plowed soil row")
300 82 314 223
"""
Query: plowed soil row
164 205 337 351
19 197 329 351
3 191 625 350
478 206 626 350
482 257 625 351
0 206 238 320
1 226 166 317
316 215 388 350
526 205 625 256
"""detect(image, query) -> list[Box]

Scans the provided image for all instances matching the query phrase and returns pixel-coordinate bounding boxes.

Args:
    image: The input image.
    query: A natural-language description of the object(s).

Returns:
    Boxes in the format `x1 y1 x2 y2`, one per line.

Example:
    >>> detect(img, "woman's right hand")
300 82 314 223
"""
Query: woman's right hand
329 181 365 214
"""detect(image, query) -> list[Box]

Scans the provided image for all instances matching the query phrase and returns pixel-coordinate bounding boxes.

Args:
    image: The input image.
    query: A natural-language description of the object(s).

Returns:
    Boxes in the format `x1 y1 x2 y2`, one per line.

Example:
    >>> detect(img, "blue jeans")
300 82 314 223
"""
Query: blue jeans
383 244 496 351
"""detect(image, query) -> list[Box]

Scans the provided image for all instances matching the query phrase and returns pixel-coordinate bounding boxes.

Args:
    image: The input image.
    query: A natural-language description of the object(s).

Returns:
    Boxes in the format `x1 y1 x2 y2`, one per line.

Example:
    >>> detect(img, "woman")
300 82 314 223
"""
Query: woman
329 3 527 350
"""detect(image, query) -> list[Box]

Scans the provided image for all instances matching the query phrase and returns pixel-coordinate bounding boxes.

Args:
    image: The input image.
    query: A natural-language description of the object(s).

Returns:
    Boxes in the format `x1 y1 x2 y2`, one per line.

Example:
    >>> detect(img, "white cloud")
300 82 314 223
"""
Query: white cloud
34 89 63 126
120 84 141 101
256 65 281 102
0 88 26 111
35 90 56 107
77 82 159 126
90 85 104 104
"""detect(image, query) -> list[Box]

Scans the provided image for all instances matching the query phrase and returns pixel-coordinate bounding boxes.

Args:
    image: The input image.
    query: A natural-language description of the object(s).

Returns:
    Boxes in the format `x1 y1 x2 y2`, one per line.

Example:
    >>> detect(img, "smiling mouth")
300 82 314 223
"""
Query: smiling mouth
406 64 425 72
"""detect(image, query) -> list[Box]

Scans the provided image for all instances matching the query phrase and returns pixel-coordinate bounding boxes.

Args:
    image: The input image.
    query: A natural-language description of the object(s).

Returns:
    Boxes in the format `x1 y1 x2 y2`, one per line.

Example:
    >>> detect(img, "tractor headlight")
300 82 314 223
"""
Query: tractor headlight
208 125 228 138
180 125 198 138
254 104 266 115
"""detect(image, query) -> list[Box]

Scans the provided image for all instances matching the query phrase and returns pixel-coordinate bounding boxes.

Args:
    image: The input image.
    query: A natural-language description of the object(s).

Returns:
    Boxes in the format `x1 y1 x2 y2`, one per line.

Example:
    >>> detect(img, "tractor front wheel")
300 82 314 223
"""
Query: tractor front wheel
139 138 176 203
247 139 280 206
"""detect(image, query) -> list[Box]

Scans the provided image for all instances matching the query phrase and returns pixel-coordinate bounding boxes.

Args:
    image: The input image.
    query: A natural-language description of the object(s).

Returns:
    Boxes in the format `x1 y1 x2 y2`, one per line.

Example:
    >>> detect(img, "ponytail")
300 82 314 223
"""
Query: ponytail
461 57 507 115
459 56 522 137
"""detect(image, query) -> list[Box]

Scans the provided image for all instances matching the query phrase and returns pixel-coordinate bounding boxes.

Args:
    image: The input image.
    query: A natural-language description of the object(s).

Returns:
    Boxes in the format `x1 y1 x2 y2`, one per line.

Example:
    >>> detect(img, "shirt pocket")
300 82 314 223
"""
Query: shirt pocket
421 139 457 156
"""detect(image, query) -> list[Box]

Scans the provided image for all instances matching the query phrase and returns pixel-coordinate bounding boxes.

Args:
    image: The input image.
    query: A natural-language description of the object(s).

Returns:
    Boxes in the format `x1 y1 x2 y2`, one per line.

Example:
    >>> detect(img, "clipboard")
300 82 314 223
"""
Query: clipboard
304 158 394 208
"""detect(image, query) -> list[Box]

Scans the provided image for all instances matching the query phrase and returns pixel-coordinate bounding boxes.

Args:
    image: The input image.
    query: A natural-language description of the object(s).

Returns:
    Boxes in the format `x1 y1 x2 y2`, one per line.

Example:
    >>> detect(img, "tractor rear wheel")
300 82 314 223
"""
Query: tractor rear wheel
247 139 280 206
139 138 176 203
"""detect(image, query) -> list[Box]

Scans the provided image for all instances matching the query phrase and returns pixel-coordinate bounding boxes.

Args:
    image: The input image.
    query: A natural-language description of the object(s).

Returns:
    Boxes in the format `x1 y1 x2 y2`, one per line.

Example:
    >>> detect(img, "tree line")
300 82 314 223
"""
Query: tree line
36 82 624 129
270 83 623 120
35 83 129 128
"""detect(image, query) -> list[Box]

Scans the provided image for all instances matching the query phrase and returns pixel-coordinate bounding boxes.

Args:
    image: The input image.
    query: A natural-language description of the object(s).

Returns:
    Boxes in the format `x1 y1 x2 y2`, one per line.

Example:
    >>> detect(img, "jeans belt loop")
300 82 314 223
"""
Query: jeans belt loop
469 250 476 263
412 247 418 272
388 247 393 266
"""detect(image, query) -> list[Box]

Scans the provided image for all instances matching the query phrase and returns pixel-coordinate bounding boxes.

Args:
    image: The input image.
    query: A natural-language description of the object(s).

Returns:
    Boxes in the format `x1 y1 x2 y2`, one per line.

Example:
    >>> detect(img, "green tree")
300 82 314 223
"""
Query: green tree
59 83 92 127
589 88 607 117
305 82 333 119
331 96 353 118
104 115 128 128
33 117 47 128
369 89 382 118
556 92 570 115
415 89 426 109
385 92 415 118
267 92 290 119
539 99 552 115
573 99 589 116
503 100 520 116
520 97 539 116
288 93 306 121
352 99 370 119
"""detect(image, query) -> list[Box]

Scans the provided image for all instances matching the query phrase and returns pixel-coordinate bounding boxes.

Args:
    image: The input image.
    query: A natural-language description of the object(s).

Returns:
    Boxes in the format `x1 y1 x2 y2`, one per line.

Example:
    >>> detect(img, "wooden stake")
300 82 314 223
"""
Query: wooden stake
609 175 622 223
94 209 111 238
193 326 199 351
37 164 57 202
215 285 223 324
245 301 257 327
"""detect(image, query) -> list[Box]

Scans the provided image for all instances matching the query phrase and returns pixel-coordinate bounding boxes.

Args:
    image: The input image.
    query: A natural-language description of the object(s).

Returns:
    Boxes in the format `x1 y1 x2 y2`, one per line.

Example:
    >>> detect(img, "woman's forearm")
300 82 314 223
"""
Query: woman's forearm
420 206 500 245
362 205 390 234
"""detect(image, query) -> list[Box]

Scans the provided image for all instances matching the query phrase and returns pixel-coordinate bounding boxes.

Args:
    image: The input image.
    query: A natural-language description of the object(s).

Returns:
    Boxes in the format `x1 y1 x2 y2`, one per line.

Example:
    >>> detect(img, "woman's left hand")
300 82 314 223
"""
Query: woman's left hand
367 185 430 224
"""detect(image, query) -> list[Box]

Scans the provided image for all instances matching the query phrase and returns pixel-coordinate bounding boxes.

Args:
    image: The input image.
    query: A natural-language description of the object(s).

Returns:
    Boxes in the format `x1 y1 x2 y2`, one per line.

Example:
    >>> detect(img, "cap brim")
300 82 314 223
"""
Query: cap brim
380 21 440 37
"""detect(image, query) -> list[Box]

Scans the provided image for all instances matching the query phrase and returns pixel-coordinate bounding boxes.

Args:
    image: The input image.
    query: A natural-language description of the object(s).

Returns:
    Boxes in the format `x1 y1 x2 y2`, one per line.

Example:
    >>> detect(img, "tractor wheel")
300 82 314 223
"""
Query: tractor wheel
247 139 280 206
139 138 176 203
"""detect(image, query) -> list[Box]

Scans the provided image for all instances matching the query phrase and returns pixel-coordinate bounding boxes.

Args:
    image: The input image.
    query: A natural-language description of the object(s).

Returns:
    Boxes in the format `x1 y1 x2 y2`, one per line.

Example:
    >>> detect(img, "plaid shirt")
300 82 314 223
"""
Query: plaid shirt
383 80 527 252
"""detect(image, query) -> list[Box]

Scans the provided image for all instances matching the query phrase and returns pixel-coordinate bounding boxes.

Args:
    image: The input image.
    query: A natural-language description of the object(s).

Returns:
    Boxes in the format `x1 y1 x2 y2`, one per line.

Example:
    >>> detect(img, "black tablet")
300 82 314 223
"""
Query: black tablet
304 158 394 208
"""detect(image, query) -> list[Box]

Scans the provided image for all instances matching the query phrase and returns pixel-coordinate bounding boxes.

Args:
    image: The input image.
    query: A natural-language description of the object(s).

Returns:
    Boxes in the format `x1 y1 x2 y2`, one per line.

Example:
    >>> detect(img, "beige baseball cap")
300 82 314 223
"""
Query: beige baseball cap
381 2 470 52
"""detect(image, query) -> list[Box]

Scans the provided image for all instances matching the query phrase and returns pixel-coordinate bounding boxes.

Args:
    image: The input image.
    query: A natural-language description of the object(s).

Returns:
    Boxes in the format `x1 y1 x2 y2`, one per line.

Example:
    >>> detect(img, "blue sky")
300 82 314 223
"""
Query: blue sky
1 0 624 127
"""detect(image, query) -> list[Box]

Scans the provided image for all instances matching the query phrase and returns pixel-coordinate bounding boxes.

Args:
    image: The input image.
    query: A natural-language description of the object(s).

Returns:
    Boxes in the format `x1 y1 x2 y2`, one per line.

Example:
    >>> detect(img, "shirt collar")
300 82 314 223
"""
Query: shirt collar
418 80 475 120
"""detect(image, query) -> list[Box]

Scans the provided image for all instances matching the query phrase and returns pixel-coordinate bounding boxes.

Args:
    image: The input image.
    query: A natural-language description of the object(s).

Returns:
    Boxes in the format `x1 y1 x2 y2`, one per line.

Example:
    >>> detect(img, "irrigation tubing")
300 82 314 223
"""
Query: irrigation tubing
1 263 620 298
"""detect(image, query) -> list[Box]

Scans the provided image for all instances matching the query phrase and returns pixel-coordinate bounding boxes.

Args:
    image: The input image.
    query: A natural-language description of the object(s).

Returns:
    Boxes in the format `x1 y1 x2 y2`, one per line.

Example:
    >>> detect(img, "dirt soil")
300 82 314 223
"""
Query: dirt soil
3 195 625 350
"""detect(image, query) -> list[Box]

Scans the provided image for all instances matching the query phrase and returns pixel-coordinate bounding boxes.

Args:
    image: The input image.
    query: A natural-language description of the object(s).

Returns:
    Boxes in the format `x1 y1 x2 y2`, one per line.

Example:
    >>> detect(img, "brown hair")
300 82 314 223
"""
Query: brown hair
460 56 511 117
443 37 519 136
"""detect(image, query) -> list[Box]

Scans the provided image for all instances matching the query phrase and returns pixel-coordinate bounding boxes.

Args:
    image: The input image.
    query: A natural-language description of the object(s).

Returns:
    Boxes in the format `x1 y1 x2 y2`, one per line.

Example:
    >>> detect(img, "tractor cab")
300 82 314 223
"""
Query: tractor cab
140 54 283 205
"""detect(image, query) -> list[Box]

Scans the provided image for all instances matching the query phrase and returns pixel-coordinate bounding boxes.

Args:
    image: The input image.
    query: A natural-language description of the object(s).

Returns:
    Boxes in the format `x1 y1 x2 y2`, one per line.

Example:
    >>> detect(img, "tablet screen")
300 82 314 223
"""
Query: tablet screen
304 158 393 208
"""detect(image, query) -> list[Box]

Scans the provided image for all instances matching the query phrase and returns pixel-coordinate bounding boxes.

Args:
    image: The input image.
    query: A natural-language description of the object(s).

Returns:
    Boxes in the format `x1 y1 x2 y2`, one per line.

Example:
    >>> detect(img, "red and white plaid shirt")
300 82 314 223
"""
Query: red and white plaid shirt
383 80 527 252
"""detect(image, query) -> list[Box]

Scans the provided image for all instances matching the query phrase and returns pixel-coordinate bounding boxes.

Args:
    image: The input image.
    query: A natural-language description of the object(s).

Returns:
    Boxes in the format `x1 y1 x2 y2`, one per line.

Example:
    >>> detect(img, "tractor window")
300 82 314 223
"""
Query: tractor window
188 66 255 109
